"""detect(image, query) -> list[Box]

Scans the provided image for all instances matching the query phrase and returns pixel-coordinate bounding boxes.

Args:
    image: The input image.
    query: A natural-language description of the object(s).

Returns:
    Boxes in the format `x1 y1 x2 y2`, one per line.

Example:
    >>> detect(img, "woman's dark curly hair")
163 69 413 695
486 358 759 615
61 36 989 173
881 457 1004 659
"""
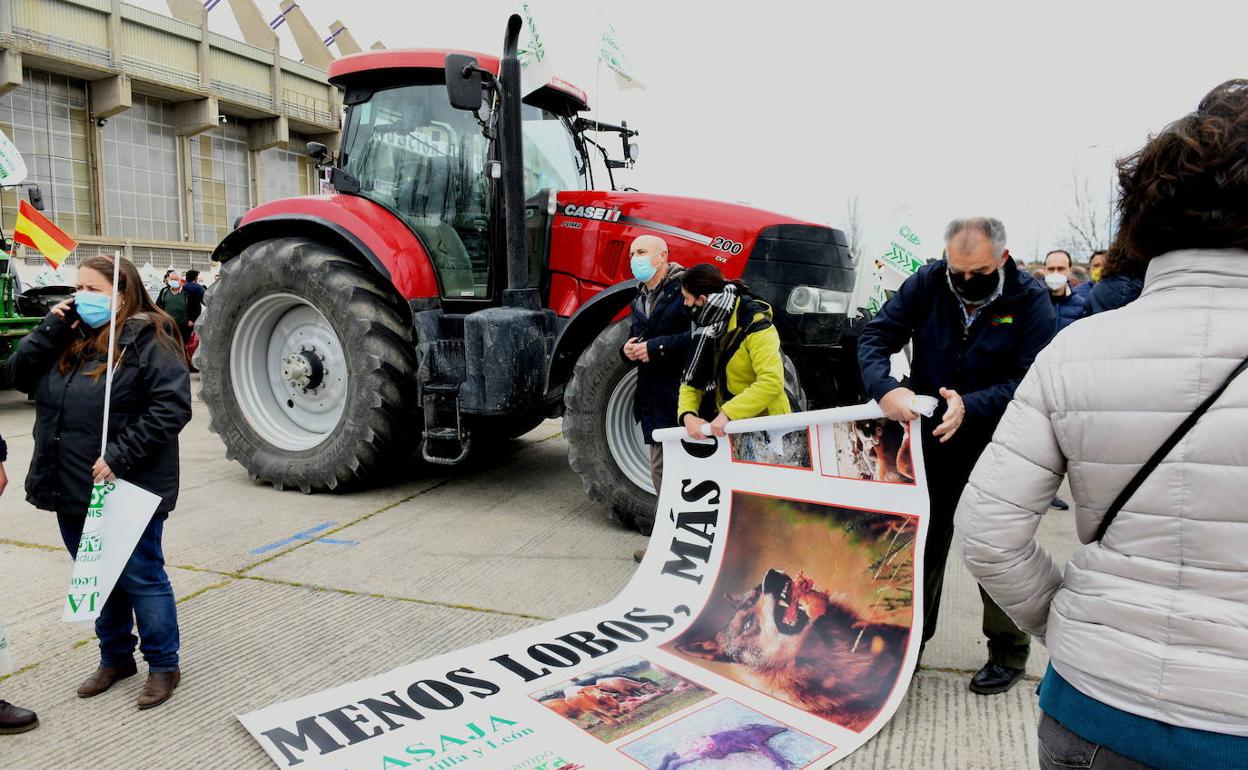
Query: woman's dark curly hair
1107 79 1248 278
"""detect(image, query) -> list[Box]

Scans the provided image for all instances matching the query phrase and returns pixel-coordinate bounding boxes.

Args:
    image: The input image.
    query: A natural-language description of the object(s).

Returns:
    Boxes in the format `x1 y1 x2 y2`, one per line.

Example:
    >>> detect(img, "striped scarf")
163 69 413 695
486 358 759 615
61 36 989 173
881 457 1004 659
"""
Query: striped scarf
682 284 738 392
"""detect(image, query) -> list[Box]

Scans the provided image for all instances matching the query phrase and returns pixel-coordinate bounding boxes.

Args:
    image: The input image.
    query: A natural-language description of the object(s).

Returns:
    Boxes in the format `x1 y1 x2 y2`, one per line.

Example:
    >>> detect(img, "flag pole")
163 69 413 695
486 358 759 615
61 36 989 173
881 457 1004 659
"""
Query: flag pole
99 250 122 462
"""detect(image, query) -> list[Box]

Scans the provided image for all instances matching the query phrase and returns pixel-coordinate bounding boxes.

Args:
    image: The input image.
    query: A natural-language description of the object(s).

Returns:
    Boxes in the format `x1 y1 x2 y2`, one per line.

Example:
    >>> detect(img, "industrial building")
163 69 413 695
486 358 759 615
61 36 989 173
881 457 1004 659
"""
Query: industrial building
0 0 350 281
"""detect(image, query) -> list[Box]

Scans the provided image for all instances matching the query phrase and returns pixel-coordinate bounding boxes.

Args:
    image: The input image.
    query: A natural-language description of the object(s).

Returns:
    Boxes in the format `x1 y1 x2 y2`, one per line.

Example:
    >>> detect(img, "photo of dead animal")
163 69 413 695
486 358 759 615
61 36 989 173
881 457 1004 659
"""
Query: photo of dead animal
828 418 915 484
531 657 712 742
620 699 833 769
664 493 916 731
730 428 814 470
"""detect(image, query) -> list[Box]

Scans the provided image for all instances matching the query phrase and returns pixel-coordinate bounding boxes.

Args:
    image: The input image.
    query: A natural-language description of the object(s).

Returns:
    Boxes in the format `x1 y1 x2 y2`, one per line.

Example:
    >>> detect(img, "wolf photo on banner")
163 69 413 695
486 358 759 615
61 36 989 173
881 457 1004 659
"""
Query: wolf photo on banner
667 492 916 732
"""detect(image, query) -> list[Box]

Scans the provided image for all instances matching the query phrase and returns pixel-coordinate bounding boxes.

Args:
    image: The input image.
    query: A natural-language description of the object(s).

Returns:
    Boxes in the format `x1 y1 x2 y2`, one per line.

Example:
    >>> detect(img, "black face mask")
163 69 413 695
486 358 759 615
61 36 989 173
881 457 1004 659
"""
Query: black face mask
949 269 999 303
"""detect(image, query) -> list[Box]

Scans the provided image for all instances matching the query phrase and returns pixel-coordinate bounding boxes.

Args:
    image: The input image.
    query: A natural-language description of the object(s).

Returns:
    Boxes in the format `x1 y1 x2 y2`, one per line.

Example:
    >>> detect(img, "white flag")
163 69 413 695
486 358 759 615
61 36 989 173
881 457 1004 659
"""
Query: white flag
61 480 161 623
600 23 645 90
0 128 28 187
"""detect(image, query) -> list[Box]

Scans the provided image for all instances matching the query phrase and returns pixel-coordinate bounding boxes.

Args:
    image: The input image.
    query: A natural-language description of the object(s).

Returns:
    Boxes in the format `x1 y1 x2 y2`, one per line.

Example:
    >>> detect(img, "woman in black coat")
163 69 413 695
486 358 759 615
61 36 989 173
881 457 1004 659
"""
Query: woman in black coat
0 255 191 710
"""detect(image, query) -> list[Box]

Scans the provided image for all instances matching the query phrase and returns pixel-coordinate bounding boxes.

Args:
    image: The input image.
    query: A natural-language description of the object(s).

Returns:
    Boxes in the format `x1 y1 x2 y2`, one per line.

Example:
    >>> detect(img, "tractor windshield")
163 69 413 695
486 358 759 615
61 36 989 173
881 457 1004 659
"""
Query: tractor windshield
521 103 585 198
342 83 492 299
342 83 585 301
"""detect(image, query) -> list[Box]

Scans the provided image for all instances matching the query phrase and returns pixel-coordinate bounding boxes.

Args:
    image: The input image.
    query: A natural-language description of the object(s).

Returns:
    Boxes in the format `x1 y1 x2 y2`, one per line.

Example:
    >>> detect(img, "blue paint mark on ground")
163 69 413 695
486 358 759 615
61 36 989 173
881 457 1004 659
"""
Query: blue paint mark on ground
250 522 360 555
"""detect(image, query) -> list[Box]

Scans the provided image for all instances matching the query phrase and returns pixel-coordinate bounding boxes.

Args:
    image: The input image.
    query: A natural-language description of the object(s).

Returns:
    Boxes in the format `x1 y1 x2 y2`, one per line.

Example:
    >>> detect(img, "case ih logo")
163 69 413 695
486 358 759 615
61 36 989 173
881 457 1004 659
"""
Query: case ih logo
562 204 622 223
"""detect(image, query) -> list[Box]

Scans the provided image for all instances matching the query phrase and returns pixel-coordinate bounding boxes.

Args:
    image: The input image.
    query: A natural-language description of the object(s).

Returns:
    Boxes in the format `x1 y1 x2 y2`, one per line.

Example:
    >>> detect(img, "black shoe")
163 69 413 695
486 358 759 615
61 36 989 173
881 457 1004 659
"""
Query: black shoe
0 701 38 734
969 661 1025 695
1049 496 1069 510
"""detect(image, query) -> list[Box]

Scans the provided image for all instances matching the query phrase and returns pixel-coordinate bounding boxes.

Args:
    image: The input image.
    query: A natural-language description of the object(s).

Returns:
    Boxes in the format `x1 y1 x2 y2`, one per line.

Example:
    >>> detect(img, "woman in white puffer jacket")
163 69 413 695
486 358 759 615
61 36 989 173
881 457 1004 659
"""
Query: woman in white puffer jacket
954 79 1248 770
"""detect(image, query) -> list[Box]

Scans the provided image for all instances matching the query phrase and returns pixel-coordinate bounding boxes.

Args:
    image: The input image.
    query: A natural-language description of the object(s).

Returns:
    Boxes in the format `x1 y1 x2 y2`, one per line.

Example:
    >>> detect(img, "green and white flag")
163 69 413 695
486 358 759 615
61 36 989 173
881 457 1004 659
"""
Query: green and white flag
600 23 644 90
518 2 557 97
0 128 27 187
62 480 160 622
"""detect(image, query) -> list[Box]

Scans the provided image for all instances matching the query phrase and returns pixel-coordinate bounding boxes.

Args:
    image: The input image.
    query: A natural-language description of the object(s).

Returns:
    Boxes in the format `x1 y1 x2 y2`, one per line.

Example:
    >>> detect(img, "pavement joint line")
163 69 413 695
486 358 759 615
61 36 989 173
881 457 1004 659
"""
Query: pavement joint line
0 537 61 553
235 478 454 574
918 664 1042 683
166 563 553 622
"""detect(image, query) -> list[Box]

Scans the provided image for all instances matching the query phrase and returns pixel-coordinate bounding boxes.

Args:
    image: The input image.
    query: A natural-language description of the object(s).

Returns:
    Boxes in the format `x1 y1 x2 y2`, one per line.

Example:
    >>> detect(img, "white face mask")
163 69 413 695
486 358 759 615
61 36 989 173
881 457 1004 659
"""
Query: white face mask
1044 272 1068 292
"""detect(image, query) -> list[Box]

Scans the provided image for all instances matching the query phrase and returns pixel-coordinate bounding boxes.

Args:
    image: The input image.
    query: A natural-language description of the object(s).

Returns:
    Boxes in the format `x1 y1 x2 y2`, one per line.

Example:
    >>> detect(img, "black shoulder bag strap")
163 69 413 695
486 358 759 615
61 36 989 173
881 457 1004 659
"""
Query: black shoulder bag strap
1094 353 1248 542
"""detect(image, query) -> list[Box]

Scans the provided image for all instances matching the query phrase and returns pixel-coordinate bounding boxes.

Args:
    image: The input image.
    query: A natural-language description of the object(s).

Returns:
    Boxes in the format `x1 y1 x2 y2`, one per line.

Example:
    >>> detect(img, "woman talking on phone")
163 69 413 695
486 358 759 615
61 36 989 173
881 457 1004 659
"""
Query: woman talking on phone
677 263 792 439
0 255 191 709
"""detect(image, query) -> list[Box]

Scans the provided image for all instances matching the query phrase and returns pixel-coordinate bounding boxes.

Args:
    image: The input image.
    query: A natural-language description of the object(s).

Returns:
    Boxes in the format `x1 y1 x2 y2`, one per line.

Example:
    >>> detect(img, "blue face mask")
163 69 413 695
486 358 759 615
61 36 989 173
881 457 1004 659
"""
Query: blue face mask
74 291 113 329
630 255 658 283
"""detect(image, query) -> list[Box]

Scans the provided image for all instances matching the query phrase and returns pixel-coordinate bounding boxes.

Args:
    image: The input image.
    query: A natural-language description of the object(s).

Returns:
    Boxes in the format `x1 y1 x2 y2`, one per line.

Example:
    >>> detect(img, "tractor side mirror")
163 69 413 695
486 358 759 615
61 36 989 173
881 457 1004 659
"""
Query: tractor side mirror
445 54 484 111
306 141 330 166
27 185 44 211
626 141 640 163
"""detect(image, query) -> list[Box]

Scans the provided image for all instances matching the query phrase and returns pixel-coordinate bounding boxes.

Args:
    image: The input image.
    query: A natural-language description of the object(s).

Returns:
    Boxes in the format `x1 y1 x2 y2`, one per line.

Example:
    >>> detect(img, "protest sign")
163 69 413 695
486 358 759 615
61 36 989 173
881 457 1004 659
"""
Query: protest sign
239 403 929 770
61 480 161 623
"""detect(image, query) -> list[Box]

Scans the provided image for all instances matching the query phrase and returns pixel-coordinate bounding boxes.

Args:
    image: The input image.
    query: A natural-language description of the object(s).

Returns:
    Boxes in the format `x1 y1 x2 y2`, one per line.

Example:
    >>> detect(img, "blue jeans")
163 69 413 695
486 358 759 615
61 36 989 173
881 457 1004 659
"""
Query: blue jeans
57 511 180 672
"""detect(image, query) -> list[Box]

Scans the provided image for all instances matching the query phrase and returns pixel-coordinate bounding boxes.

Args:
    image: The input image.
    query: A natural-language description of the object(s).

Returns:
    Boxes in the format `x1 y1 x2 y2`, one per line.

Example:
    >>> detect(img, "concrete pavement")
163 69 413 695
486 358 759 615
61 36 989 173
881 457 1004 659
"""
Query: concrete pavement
0 383 1080 769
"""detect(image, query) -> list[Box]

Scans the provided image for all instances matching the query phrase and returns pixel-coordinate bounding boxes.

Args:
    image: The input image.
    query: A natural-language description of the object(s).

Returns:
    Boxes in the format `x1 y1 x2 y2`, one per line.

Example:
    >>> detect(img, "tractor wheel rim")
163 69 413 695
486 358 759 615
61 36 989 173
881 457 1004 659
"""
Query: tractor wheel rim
604 368 655 494
230 293 348 451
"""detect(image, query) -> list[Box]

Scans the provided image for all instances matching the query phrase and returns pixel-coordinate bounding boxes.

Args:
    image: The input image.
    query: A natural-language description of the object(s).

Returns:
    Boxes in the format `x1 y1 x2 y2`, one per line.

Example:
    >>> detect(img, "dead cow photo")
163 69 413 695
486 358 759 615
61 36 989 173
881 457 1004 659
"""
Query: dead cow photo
664 493 916 732
530 657 712 742
829 419 915 484
730 428 814 470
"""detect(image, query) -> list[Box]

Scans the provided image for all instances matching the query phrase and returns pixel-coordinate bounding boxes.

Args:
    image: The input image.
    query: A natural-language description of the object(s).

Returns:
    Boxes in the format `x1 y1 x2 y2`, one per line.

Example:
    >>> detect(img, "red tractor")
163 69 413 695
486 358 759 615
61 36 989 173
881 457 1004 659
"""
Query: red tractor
199 16 858 529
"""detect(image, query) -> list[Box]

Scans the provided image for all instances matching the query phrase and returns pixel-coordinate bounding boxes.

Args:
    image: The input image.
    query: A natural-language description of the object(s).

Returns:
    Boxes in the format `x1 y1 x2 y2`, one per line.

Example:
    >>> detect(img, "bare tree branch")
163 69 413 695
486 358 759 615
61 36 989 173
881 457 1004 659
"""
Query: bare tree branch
1058 166 1111 260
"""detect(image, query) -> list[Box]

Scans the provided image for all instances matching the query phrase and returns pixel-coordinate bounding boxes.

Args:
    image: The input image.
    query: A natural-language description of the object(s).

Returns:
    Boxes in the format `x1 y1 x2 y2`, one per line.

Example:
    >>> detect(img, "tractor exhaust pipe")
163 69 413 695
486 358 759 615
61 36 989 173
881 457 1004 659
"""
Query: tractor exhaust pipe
498 14 537 309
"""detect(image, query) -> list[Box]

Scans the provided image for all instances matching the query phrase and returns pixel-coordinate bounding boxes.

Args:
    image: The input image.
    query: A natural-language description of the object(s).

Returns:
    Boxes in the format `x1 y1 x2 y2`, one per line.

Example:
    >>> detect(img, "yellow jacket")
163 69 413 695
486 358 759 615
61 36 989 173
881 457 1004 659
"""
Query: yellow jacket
678 297 791 421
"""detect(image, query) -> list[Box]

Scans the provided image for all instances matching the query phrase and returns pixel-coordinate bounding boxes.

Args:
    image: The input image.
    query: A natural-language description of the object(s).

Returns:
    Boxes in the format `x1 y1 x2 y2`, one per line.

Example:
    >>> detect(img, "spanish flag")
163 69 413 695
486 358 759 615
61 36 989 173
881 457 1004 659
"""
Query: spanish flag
14 199 77 268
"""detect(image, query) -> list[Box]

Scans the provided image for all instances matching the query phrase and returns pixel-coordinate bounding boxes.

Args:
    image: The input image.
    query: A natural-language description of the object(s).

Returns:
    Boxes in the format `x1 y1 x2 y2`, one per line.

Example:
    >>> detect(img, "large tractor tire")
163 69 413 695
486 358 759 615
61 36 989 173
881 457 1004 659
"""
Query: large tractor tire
565 321 806 533
199 237 419 492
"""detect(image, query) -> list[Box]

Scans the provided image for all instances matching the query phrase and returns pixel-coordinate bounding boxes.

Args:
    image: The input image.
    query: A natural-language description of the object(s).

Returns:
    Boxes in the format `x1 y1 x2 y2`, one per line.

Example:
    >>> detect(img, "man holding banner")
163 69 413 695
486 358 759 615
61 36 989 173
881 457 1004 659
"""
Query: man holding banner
0 255 191 710
858 217 1055 695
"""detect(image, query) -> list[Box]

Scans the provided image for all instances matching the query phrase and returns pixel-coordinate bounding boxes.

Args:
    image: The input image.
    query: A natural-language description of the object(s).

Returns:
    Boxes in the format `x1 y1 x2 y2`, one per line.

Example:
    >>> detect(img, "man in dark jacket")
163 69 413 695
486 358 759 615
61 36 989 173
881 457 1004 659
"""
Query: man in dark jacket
859 217 1055 695
0 430 40 735
1041 249 1088 331
622 235 689 561
183 269 205 324
1082 273 1144 316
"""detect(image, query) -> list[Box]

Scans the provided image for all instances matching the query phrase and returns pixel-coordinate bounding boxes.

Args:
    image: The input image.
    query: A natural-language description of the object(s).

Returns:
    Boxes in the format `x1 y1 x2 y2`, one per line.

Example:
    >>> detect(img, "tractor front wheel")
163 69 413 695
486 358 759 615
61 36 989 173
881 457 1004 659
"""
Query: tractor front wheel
198 237 418 491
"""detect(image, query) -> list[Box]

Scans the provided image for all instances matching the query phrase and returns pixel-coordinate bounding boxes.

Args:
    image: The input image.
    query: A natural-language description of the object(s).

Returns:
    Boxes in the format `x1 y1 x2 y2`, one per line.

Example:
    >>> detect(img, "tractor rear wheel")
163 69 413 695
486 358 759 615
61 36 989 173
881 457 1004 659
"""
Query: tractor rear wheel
564 321 807 533
198 237 418 491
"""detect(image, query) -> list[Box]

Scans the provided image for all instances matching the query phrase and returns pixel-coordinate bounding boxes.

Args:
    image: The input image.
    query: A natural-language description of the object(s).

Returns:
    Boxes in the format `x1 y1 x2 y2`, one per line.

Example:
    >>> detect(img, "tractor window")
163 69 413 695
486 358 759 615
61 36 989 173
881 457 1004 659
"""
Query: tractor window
521 104 585 199
342 84 492 299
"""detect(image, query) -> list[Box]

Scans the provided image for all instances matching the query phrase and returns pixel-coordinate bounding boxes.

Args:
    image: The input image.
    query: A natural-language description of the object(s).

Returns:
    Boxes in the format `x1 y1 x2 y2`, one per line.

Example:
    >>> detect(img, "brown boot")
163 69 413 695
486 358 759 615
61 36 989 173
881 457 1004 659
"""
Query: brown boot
77 661 138 698
137 670 181 710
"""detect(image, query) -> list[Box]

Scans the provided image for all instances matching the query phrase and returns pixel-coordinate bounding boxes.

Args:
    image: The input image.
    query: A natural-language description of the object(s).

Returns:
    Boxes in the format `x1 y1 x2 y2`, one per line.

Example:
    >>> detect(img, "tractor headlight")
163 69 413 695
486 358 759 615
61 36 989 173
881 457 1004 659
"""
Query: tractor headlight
785 286 851 315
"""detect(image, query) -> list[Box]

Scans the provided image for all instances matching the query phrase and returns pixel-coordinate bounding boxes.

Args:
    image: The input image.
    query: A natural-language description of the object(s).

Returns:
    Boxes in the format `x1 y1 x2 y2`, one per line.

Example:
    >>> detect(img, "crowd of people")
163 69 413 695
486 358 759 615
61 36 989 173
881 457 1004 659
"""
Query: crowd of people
0 76 1243 769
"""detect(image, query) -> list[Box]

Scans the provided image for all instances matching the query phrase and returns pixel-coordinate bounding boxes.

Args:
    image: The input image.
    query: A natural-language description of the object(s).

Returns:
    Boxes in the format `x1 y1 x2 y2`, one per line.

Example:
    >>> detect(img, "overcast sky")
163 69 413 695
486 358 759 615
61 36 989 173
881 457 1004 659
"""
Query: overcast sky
138 0 1247 262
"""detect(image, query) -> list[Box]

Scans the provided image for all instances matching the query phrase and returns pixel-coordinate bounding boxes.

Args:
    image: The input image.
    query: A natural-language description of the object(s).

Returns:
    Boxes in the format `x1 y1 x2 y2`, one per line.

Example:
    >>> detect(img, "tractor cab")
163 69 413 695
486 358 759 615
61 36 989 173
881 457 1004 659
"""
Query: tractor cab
328 49 605 305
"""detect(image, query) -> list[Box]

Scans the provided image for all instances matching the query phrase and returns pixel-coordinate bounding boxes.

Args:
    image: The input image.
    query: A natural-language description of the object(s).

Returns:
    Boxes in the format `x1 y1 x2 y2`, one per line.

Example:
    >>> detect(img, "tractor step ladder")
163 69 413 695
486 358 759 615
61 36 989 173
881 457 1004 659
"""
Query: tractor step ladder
420 382 471 465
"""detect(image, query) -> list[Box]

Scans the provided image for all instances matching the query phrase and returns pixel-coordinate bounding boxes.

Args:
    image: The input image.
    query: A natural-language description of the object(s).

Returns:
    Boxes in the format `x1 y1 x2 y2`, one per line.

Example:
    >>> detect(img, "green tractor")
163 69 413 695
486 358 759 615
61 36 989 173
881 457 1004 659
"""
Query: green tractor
0 187 74 361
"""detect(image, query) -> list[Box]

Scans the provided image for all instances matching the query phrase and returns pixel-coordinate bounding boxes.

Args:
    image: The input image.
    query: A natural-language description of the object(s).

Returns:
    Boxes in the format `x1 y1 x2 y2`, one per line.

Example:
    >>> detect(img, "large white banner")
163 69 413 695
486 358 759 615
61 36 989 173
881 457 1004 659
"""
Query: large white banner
239 404 928 769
